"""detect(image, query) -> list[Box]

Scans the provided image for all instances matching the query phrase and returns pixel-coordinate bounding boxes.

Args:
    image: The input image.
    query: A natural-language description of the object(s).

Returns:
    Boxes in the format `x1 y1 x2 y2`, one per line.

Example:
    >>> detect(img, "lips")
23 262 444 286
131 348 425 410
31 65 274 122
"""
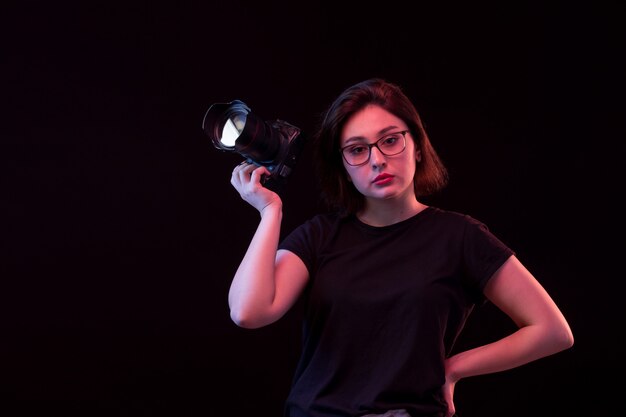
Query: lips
372 173 394 185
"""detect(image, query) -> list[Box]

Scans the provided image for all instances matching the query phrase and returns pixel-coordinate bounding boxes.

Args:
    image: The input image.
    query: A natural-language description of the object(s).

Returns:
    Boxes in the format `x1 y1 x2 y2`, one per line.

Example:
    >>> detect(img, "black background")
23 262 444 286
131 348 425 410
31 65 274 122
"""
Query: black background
2 1 624 416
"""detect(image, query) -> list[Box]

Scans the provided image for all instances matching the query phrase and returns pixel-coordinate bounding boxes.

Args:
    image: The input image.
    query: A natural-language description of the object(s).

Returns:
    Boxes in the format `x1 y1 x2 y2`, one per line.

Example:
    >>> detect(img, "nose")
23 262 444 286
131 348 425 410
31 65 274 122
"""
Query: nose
369 145 387 167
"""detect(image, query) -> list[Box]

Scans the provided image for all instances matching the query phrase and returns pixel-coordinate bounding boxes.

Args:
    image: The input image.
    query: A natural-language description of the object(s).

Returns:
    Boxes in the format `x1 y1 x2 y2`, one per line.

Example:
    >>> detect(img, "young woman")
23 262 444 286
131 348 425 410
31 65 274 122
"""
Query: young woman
228 78 574 417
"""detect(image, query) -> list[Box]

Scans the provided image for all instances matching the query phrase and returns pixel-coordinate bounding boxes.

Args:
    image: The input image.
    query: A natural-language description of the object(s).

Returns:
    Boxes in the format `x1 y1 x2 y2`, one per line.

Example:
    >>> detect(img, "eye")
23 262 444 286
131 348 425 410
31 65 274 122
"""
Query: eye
347 145 367 155
381 134 399 146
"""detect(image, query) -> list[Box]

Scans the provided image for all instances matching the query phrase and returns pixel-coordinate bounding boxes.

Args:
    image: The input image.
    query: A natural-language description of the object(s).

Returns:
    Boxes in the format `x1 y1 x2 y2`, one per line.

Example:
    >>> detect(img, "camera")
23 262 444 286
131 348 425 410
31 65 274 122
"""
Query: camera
202 100 305 193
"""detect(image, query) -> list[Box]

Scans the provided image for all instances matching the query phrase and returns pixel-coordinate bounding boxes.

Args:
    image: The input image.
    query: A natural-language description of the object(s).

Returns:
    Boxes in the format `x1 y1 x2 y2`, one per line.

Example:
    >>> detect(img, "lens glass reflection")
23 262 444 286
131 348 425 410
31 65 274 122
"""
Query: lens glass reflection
221 114 246 147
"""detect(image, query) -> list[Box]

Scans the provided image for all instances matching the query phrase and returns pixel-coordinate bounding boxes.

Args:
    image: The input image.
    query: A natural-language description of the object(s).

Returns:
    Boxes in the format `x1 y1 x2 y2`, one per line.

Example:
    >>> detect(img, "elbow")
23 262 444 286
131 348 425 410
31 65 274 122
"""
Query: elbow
229 307 268 329
228 296 284 329
549 321 575 353
561 326 575 350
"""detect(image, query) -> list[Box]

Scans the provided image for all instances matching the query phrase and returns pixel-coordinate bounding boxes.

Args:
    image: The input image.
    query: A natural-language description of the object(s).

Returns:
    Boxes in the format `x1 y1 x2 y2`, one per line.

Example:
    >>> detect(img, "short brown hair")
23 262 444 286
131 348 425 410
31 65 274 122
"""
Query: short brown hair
313 78 448 214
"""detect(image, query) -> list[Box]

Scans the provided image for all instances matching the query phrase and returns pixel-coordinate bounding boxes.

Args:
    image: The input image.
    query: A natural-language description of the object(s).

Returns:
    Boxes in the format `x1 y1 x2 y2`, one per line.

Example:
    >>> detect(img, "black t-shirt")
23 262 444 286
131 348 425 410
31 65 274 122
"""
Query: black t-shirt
278 206 515 417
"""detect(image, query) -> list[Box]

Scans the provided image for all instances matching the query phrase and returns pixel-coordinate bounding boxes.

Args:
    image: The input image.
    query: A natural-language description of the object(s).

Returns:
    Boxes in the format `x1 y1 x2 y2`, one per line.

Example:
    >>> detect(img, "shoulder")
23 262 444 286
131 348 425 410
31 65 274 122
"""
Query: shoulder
423 207 504 245
296 211 349 234
425 206 485 228
279 211 349 263
282 211 347 240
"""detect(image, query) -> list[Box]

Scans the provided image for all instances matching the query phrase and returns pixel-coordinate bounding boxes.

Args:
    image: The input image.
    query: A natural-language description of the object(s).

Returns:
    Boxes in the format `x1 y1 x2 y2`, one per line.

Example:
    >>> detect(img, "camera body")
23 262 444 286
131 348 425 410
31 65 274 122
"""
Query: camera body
202 100 306 193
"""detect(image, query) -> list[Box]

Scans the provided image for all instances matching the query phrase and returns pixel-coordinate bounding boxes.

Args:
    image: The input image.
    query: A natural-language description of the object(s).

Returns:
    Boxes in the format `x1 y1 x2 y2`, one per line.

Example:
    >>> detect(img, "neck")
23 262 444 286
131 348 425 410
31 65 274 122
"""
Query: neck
357 198 427 227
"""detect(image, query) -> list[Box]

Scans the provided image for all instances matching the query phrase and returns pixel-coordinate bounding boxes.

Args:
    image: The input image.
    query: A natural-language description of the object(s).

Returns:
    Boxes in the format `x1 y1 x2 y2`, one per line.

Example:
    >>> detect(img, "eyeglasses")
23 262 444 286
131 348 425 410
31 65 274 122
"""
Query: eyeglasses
340 130 408 166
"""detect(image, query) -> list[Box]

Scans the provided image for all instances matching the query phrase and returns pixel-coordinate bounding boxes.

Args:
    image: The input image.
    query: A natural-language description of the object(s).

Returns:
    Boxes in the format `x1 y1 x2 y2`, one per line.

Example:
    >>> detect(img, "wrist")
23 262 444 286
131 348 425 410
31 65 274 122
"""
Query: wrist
259 200 283 218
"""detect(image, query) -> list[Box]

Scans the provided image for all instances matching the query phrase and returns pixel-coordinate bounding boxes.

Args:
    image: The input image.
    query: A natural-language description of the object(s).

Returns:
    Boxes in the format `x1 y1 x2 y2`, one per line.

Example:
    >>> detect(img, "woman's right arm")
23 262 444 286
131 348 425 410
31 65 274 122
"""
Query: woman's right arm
227 162 309 329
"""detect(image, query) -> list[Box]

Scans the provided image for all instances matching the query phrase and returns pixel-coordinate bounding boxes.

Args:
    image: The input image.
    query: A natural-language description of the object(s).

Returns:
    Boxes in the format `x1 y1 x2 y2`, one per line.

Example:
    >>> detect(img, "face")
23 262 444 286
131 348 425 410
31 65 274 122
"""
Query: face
340 104 421 203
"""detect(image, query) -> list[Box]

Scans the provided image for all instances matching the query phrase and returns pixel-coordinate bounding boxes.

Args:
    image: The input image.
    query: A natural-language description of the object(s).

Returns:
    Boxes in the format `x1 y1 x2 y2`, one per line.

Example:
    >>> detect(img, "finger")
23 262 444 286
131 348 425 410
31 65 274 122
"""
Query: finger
240 163 259 179
250 166 270 182
233 162 252 177
231 163 252 186
232 160 249 173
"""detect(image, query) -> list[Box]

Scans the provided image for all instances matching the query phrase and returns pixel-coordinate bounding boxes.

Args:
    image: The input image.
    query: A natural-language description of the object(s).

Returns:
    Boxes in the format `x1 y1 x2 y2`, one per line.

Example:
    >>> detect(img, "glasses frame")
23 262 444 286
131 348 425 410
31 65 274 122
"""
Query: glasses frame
340 130 408 166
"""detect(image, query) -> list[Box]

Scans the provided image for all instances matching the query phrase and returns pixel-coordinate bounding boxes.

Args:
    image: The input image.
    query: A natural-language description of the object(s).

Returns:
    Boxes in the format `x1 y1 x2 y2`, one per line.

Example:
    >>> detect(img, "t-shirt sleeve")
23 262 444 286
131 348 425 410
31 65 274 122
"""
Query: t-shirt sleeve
462 215 515 301
278 215 327 275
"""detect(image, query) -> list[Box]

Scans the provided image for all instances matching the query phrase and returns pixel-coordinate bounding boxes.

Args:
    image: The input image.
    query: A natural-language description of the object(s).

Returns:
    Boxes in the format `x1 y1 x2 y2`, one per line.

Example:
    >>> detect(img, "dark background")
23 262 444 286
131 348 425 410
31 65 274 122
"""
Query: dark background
2 1 624 416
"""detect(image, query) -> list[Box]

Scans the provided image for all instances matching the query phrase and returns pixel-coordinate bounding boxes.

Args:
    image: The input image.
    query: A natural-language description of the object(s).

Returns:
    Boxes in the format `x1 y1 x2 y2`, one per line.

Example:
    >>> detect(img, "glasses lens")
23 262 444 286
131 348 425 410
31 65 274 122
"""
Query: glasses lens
342 131 406 166
378 132 405 156
343 144 367 166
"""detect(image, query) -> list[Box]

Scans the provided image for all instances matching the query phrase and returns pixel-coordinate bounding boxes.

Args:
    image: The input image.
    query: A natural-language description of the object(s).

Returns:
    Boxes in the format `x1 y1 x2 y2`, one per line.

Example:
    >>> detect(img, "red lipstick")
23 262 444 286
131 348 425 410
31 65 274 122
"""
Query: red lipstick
372 173 394 185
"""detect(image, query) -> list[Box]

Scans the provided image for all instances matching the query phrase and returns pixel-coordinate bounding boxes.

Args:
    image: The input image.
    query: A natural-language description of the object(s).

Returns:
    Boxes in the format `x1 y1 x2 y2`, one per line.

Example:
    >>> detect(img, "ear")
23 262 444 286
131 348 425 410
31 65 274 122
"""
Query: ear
415 148 422 163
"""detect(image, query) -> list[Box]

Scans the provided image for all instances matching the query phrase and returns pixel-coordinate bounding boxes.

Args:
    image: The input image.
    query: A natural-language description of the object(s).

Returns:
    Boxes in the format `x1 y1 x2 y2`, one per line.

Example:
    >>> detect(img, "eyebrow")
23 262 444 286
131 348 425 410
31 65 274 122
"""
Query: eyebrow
342 125 402 146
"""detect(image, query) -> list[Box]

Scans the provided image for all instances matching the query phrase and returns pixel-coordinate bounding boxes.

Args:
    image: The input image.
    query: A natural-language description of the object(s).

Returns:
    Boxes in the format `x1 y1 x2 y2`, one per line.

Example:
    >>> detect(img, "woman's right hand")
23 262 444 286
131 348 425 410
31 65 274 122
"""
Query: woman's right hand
231 161 282 214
